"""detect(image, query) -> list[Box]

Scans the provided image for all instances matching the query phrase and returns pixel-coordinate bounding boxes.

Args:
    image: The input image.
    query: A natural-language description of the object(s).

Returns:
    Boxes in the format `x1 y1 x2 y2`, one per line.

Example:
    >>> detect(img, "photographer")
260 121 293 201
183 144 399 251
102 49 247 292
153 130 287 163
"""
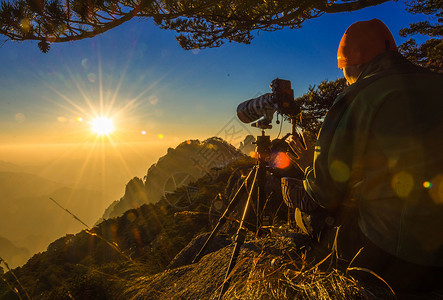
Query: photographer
288 19 443 293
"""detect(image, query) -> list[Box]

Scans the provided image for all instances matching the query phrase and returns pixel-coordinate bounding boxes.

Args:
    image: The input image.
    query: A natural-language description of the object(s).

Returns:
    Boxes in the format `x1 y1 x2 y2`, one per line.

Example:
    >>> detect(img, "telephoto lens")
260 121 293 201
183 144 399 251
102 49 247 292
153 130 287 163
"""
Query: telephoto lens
236 93 275 124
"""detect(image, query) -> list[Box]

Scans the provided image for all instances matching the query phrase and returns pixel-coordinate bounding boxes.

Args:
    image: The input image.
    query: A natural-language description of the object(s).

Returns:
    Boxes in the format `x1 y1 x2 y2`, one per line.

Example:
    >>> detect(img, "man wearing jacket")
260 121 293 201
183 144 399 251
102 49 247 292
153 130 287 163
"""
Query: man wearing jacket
288 19 443 292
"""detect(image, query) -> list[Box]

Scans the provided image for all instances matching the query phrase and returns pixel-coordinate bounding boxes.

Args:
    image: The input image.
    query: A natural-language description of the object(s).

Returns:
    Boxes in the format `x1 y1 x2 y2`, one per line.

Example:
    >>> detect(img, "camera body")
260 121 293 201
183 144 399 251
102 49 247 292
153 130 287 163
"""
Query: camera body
271 78 302 121
270 78 297 117
236 78 303 174
237 78 300 129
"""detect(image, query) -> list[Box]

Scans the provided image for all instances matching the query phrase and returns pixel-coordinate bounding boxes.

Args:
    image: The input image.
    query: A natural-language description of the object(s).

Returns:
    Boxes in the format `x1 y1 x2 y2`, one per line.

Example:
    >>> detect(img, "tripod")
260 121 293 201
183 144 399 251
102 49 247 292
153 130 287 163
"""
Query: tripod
192 130 272 299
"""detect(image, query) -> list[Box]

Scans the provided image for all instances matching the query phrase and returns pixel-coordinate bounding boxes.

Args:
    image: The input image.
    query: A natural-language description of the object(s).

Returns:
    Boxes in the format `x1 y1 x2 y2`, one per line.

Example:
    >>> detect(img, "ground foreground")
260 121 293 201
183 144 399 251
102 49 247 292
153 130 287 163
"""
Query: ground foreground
2 153 443 299
124 231 443 300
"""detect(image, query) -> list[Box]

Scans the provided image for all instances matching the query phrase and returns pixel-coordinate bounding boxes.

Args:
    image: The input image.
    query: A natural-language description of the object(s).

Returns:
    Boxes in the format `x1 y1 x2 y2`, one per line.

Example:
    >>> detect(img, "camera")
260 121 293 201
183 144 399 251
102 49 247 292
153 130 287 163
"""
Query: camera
237 78 300 129
236 78 305 174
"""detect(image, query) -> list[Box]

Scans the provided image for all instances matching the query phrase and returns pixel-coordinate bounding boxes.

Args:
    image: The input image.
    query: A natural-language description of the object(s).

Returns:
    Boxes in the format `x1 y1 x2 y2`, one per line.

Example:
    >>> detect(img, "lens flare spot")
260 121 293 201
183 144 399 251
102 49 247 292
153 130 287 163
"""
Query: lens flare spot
149 96 159 105
77 117 84 122
158 134 164 139
186 140 191 144
57 116 67 123
126 212 137 222
272 152 291 169
132 227 143 247
81 58 89 69
20 18 31 33
141 130 147 135
250 151 258 159
329 160 350 183
388 156 399 169
87 73 97 82
15 113 26 123
423 181 433 189
391 171 414 198
429 175 443 204
214 199 224 211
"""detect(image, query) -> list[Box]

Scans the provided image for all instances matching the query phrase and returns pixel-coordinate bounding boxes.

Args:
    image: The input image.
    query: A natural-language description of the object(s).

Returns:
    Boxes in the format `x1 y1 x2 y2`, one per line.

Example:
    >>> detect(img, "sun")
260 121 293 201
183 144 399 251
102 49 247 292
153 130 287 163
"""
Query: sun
90 116 115 136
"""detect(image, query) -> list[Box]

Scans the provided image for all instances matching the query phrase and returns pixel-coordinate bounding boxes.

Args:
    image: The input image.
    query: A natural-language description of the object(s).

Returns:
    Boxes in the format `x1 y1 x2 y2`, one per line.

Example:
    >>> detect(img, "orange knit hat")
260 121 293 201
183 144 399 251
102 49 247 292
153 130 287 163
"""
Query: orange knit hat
337 19 398 68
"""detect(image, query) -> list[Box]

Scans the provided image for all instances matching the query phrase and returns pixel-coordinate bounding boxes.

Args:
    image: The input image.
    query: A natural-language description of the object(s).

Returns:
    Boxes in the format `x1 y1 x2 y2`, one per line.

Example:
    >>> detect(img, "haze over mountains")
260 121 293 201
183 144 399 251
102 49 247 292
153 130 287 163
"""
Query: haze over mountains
0 138 251 267
0 137 253 268
0 236 29 269
100 137 243 221
0 145 160 267
0 170 111 267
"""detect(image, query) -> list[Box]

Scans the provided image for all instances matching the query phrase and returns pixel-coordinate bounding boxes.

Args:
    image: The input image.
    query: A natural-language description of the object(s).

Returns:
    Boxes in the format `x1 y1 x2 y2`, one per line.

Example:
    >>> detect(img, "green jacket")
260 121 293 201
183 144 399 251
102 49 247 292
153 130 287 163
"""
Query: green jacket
304 51 443 266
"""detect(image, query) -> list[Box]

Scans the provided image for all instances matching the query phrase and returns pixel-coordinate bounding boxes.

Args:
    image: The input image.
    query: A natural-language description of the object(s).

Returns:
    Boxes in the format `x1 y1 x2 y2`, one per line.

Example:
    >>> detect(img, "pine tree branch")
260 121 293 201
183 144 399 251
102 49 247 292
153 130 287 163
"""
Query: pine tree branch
323 0 391 13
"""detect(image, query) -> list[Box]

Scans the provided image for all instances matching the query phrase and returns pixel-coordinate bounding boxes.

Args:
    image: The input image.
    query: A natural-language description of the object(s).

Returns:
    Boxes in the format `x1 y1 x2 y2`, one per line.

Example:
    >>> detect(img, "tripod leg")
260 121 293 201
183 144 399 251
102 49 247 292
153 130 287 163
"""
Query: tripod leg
192 167 255 264
218 166 258 299
256 159 267 234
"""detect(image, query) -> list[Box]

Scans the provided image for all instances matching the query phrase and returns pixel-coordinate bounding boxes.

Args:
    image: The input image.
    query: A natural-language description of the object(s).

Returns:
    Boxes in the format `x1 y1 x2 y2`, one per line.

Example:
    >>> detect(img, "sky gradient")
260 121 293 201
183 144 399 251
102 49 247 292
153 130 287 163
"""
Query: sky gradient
0 1 429 198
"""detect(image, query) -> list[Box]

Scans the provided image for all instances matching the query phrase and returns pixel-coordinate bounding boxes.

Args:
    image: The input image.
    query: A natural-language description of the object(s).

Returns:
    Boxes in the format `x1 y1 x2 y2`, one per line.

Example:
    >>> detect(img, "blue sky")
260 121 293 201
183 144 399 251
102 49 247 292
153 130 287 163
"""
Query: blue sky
0 1 433 229
0 1 428 163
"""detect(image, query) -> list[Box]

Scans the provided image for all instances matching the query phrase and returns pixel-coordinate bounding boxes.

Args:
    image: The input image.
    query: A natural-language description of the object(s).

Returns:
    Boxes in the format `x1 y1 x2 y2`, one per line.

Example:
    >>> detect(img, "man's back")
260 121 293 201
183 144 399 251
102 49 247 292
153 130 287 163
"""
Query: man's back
304 51 443 266
353 52 443 266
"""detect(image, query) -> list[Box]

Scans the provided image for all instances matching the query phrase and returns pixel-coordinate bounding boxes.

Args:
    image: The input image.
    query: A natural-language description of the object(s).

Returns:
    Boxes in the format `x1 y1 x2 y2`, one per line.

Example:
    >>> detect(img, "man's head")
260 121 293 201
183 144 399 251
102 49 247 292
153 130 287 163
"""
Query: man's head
337 19 398 85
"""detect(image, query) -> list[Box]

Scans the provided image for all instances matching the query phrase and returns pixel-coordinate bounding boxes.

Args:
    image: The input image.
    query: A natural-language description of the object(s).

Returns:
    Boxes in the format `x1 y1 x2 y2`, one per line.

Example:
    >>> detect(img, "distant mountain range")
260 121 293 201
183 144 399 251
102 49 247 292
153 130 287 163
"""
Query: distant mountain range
99 137 243 221
0 151 259 299
0 136 254 270
0 171 111 266
0 236 30 269
0 161 23 173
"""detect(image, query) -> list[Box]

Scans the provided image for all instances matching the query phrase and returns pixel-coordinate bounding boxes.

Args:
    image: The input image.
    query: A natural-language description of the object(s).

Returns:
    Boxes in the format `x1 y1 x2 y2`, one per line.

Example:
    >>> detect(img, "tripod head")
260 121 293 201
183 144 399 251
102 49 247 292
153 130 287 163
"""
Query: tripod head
253 130 271 163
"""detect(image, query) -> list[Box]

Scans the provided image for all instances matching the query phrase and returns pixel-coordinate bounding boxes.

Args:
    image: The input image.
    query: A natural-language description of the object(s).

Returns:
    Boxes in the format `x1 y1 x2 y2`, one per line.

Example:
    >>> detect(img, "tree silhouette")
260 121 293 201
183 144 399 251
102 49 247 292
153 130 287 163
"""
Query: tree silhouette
296 77 347 136
398 0 442 72
0 0 389 52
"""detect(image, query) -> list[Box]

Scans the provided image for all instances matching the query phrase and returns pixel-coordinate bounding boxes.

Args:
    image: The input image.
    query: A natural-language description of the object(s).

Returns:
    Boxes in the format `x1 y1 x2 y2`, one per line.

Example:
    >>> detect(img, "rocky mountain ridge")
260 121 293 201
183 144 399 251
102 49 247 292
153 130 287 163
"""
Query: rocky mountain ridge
99 137 243 221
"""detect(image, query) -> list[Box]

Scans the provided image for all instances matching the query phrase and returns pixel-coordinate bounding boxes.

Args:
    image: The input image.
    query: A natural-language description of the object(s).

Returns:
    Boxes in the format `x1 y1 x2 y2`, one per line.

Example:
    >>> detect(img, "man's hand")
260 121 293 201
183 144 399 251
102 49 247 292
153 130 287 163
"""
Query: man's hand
287 131 314 172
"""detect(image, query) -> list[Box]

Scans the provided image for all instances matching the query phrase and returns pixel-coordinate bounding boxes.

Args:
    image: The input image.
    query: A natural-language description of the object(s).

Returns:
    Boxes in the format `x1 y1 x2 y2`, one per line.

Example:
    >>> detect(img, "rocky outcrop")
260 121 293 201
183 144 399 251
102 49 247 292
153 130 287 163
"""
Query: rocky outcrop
100 137 243 220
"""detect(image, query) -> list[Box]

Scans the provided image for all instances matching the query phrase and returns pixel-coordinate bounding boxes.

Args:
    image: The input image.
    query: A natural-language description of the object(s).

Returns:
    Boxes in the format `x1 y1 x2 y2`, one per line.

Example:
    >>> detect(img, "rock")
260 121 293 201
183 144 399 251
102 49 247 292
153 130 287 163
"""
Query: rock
168 232 231 269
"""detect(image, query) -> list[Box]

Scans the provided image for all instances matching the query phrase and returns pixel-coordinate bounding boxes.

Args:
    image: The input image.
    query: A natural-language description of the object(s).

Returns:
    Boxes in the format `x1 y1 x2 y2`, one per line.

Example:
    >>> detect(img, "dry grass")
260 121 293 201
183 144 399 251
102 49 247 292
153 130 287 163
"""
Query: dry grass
121 226 399 299
221 234 395 300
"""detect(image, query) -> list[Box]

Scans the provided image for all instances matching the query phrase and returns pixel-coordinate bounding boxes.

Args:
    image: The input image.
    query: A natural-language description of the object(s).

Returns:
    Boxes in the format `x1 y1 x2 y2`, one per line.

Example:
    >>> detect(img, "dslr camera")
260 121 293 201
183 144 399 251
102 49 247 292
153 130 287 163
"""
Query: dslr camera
237 78 300 129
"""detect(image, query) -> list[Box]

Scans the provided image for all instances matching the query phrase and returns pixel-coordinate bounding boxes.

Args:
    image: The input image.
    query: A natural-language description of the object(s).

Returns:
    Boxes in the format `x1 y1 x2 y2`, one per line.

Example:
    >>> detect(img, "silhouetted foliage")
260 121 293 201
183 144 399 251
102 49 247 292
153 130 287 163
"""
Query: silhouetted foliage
0 0 390 52
399 0 443 72
296 77 347 136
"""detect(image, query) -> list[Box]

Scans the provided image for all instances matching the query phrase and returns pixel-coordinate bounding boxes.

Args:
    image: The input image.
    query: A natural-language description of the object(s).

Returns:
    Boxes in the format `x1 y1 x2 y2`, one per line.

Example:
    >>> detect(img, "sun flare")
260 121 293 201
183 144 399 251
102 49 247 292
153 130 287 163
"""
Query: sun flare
90 117 115 136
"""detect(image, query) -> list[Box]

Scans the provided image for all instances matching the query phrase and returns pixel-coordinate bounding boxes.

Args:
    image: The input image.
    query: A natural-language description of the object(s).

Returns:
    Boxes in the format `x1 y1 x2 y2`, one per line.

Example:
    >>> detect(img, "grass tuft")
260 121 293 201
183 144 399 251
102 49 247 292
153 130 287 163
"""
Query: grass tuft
221 234 395 300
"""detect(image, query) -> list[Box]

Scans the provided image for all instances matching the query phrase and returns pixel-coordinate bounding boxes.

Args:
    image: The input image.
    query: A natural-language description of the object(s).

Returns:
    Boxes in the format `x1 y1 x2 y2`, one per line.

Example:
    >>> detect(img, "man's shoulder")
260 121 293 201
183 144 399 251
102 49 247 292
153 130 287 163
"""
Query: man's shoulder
332 53 442 109
360 52 442 84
